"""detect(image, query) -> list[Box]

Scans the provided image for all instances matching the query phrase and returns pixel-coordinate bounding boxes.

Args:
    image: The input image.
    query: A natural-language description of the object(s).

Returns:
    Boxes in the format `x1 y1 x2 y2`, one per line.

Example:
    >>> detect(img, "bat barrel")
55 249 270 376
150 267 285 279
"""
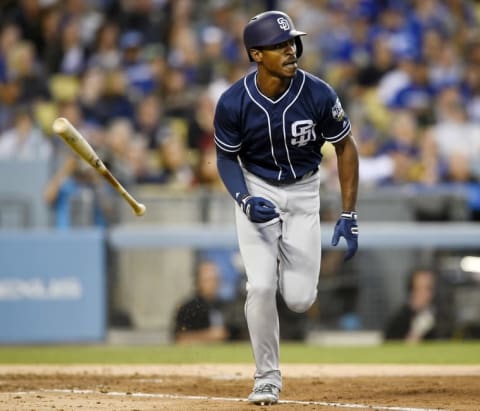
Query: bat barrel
52 117 70 135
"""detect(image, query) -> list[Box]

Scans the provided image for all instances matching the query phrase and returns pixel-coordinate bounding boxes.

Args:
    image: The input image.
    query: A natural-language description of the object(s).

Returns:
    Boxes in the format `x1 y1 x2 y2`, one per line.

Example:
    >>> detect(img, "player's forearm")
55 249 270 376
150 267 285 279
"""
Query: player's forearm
335 134 359 211
216 149 249 202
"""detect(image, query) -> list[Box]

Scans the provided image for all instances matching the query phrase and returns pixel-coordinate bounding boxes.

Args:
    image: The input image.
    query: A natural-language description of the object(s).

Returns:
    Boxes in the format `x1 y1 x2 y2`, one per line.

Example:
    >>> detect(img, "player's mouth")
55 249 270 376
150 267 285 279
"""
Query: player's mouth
283 59 297 68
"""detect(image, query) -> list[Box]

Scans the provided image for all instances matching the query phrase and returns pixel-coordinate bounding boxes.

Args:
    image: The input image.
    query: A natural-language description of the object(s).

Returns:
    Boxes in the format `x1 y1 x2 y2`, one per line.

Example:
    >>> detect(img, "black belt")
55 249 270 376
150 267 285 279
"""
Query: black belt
263 168 318 187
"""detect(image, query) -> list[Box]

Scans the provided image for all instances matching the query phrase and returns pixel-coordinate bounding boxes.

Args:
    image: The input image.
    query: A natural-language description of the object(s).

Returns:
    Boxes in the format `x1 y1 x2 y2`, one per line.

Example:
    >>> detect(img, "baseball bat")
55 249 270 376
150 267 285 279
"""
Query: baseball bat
52 117 146 217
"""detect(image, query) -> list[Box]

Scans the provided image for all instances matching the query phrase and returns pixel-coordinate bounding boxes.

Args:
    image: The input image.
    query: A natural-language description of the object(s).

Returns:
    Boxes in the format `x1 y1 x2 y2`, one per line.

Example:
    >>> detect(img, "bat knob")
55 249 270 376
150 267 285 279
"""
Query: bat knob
135 203 146 216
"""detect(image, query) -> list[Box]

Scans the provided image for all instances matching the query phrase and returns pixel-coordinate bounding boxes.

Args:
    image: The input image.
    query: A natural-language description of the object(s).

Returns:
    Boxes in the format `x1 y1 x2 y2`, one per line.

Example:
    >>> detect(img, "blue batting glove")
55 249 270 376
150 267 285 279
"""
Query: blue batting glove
331 211 359 261
237 194 279 223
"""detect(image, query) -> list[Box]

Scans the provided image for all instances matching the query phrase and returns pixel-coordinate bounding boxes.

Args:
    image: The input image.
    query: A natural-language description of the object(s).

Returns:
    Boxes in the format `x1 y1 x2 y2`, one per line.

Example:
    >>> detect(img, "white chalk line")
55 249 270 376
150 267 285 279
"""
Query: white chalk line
11 388 448 411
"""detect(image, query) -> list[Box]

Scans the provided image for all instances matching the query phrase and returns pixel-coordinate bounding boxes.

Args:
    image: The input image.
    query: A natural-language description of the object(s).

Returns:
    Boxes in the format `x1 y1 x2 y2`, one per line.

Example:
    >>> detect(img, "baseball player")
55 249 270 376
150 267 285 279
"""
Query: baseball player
214 10 359 405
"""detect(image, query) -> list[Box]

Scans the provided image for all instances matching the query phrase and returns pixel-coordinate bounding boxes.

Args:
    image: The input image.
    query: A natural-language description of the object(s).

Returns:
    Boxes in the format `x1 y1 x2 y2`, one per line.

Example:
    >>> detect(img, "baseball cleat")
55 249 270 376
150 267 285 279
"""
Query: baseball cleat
248 383 279 405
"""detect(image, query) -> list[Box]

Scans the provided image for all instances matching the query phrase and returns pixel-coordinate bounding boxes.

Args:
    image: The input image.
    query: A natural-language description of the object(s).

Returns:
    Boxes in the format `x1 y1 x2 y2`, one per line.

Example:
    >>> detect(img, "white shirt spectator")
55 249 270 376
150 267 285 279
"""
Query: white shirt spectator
0 125 52 161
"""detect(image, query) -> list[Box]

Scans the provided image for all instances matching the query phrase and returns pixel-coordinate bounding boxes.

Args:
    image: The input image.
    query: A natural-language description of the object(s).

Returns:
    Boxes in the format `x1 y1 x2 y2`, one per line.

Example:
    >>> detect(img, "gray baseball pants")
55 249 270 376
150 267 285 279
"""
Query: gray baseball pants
235 169 322 390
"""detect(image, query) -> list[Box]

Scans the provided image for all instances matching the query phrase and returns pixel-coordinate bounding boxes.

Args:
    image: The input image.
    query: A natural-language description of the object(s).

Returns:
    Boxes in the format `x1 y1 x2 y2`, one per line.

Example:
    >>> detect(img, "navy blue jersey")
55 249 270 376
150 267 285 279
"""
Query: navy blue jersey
214 69 351 183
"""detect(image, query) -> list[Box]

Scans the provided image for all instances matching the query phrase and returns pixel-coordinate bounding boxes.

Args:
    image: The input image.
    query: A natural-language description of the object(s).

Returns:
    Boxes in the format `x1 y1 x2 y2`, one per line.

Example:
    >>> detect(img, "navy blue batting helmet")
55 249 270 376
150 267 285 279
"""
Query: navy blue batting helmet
243 11 306 62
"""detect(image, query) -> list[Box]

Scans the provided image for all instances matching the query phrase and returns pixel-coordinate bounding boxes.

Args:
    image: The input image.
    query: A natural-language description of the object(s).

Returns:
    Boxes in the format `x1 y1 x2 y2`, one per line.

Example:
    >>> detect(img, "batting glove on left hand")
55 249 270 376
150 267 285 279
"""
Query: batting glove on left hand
331 211 359 261
237 194 279 223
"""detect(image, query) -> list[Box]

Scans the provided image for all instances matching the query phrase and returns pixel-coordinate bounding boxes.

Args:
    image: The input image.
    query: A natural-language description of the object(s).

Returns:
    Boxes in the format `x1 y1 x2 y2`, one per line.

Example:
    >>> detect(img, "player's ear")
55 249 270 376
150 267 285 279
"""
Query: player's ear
250 48 262 62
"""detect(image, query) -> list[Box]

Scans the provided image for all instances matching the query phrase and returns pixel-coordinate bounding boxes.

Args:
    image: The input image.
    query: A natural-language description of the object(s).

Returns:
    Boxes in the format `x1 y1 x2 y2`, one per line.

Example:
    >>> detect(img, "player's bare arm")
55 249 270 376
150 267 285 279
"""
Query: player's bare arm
331 133 359 261
334 133 359 212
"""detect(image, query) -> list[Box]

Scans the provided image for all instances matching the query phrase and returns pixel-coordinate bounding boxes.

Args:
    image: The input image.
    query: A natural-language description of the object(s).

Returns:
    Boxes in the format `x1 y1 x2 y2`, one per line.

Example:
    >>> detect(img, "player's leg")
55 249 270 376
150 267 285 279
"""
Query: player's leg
278 175 321 313
236 171 284 396
235 206 282 391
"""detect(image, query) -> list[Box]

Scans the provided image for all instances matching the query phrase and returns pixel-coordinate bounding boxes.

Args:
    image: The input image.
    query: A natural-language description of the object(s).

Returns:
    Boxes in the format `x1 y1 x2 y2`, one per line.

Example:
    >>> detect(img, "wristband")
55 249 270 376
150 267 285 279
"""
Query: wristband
341 211 357 220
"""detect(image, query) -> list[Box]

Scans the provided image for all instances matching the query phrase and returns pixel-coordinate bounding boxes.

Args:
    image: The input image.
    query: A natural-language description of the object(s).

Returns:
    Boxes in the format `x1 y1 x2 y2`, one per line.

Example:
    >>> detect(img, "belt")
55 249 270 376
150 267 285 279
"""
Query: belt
263 168 318 187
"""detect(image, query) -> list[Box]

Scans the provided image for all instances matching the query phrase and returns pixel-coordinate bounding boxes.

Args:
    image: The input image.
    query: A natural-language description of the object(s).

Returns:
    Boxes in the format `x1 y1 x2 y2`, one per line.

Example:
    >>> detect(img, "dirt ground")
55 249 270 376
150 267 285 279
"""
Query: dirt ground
0 364 479 411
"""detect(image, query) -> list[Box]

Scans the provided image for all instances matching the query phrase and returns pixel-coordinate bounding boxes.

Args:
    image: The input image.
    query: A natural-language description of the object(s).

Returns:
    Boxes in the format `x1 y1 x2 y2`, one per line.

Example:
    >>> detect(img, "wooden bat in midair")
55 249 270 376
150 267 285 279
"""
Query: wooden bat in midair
52 117 146 217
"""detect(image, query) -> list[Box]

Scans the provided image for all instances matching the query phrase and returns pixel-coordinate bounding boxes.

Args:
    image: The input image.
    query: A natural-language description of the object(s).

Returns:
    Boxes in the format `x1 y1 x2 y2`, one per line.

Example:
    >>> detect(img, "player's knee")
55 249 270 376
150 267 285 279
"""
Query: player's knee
247 283 277 300
284 291 317 313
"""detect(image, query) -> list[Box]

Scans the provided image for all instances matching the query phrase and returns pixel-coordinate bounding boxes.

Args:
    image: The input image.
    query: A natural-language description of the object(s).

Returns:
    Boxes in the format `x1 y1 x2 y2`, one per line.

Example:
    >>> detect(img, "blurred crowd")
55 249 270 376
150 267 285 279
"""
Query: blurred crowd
0 0 480 227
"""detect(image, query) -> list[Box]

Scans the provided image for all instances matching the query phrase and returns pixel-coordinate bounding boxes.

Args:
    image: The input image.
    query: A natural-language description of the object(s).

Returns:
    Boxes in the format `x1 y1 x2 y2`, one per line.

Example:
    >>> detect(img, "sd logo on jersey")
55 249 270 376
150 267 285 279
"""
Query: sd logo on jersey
291 120 316 147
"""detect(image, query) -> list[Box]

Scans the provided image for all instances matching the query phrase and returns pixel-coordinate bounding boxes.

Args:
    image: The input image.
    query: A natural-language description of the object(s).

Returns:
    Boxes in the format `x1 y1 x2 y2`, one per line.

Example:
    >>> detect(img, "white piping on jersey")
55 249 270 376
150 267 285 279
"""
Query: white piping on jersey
245 71 306 180
243 75 282 179
282 71 306 179
253 73 294 104
214 132 241 153
323 121 352 144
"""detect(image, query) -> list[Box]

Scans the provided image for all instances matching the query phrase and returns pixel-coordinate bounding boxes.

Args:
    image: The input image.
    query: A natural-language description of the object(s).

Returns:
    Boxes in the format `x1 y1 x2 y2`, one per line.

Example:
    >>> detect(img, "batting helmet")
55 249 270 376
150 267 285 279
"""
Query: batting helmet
243 11 306 62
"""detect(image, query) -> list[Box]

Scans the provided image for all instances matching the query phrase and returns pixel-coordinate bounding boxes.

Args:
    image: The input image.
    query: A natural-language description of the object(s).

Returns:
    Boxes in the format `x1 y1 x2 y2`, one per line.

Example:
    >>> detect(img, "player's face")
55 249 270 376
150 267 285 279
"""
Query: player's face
256 38 298 78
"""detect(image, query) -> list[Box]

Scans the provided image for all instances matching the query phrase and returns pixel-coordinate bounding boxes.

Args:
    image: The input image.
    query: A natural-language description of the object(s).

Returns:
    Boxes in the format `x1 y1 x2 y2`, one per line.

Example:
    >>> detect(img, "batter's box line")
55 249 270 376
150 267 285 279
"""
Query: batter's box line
13 389 448 411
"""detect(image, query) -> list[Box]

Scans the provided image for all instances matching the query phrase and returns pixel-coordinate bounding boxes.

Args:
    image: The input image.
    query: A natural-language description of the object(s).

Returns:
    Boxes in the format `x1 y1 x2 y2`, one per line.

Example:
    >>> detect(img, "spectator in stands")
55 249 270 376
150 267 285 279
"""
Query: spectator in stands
104 118 145 187
193 145 225 192
424 85 480 182
173 258 230 344
186 91 216 151
6 0 44 55
0 22 21 83
161 66 196 119
0 22 22 132
377 110 423 185
62 0 103 48
78 65 106 126
427 41 462 91
5 39 49 104
38 4 63 76
115 0 168 45
355 36 396 93
0 105 52 161
94 68 136 125
43 152 115 228
56 17 86 75
87 20 122 71
377 49 418 111
133 93 164 149
137 128 194 189
119 30 155 98
200 248 243 303
196 25 228 87
387 57 436 126
462 60 480 124
384 267 440 342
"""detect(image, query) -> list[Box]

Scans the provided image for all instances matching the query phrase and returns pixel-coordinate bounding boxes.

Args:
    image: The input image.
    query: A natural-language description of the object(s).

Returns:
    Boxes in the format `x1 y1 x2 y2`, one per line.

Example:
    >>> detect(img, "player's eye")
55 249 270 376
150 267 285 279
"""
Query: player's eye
260 39 296 51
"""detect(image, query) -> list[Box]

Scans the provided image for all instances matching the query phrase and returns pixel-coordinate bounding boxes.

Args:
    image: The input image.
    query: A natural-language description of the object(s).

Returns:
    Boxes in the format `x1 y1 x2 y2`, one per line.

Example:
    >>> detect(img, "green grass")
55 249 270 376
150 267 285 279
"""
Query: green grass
0 342 478 364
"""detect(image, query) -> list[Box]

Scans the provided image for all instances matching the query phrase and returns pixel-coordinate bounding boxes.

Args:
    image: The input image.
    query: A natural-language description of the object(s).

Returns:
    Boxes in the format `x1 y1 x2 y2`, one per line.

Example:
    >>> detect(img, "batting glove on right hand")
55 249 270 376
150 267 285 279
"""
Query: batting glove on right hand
331 211 359 261
237 194 279 223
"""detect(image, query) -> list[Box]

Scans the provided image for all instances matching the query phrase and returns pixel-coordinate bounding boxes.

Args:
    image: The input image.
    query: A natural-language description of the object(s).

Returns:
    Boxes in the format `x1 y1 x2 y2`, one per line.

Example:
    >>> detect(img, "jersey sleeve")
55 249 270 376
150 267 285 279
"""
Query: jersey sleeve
320 86 351 144
213 95 242 154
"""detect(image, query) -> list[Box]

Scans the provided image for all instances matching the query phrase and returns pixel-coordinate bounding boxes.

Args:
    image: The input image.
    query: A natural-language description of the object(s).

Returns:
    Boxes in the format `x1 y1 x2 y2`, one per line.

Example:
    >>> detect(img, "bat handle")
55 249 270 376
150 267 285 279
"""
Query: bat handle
119 187 146 216
102 168 146 216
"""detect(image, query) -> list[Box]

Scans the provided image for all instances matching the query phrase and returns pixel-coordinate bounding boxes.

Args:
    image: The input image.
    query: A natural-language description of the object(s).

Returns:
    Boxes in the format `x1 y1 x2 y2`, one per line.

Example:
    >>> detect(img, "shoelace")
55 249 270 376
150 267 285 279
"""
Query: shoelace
255 384 276 393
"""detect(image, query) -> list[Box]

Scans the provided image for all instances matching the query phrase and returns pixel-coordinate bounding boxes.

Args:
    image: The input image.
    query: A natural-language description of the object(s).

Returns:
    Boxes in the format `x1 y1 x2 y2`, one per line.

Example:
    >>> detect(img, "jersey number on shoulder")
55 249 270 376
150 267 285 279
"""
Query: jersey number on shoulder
291 120 316 147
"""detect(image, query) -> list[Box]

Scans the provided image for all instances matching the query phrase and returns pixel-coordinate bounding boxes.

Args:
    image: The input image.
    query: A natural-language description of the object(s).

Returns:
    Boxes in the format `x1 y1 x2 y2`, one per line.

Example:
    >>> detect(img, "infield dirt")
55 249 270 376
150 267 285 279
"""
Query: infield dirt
0 364 479 410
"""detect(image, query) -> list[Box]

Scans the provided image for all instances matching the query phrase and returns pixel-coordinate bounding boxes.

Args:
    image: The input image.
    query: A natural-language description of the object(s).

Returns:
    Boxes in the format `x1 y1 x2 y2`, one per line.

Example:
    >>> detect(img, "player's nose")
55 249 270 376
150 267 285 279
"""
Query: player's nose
285 42 296 54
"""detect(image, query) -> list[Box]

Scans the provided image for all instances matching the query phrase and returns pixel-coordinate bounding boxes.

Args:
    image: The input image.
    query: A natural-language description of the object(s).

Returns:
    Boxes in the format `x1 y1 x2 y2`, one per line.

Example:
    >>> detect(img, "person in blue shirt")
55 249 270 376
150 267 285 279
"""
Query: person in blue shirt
44 153 114 228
